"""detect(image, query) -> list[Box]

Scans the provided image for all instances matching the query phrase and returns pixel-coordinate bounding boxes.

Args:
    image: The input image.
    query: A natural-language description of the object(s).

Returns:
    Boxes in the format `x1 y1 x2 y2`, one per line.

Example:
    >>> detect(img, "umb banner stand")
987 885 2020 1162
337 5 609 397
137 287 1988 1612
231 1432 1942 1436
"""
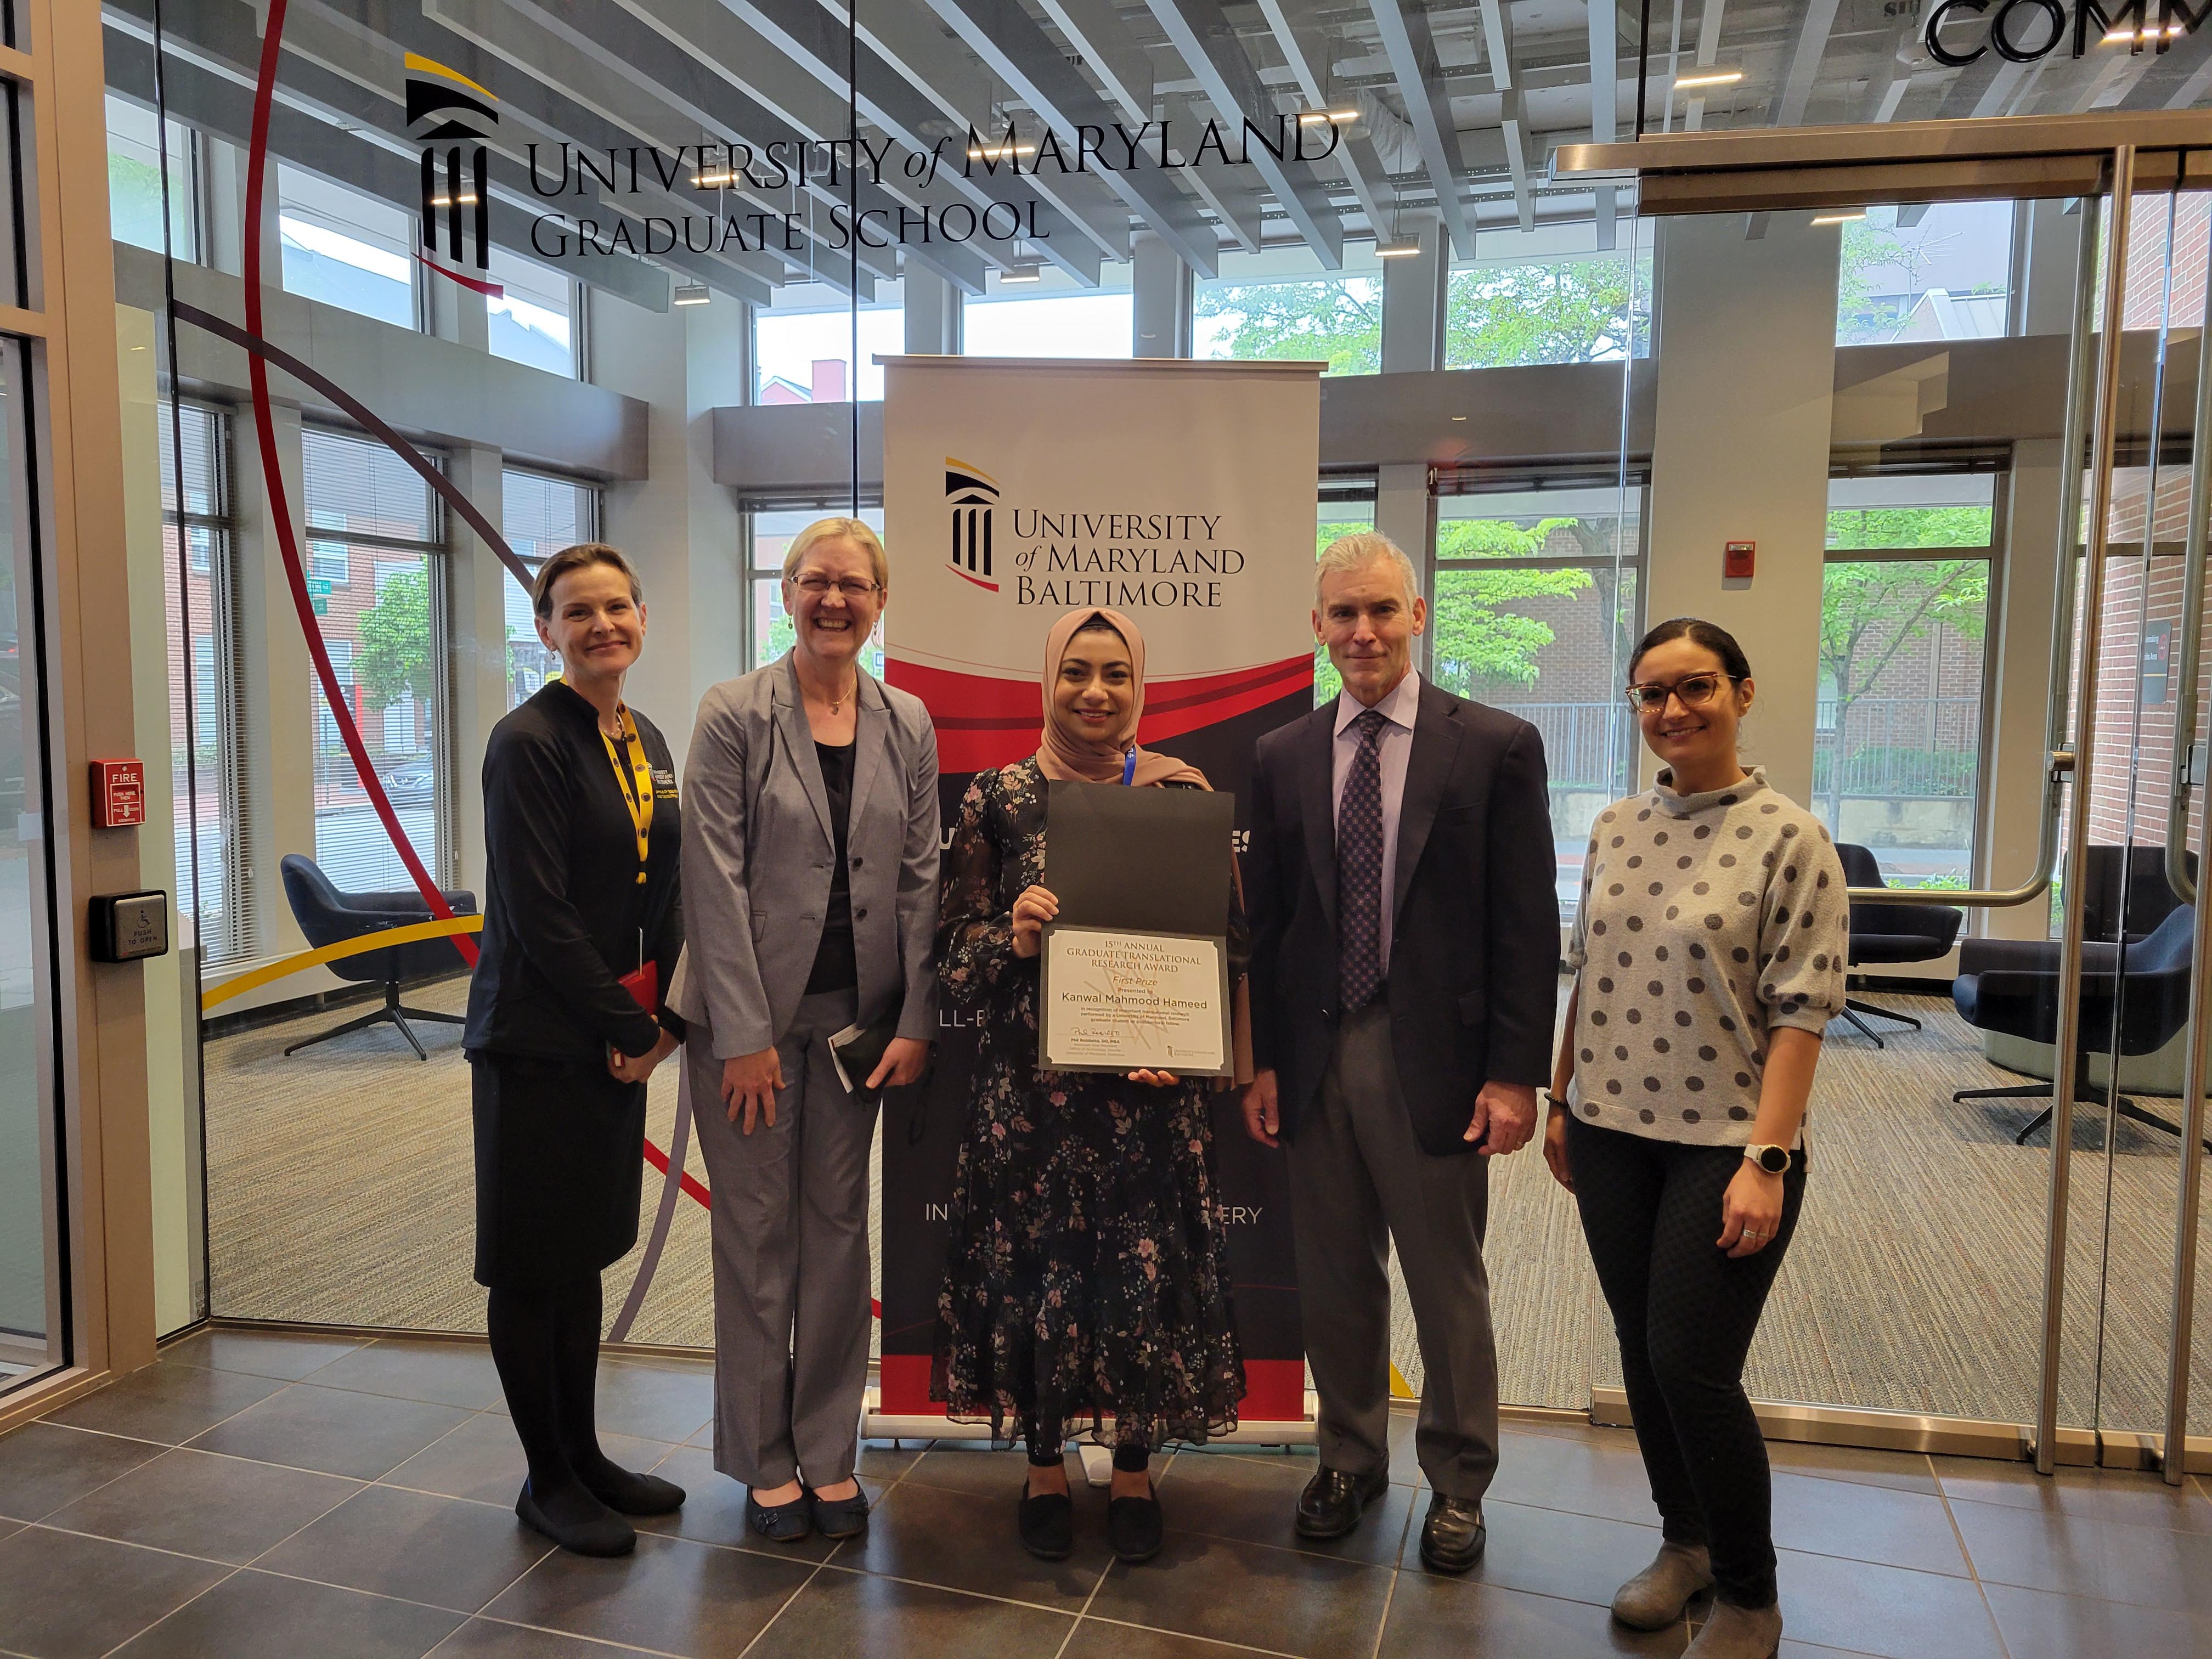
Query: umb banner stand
872 354 1325 1451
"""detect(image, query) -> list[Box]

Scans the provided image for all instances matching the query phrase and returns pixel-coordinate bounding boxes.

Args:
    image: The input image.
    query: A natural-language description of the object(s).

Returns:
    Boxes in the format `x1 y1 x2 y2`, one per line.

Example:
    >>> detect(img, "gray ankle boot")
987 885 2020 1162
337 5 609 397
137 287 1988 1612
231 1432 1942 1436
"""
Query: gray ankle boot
1610 1542 1715 1629
1685 1600 1784 1658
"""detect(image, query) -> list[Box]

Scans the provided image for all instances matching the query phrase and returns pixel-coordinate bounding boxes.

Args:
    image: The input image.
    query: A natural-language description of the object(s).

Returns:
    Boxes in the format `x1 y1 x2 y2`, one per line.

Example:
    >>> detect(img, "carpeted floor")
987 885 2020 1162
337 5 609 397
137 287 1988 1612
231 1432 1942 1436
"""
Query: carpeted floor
201 976 2212 1434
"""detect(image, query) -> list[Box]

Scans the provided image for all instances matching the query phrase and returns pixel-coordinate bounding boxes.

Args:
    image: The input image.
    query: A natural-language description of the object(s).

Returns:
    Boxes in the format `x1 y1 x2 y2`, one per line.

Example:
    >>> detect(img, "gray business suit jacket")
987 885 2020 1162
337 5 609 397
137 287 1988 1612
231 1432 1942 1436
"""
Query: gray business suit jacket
670 652 940 1059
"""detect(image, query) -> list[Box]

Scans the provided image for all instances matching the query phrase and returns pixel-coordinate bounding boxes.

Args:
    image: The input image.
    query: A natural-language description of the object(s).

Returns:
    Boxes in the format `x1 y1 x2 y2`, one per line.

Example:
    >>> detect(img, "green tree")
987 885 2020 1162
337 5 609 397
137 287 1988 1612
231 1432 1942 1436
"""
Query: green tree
1198 277 1382 375
1444 255 1649 368
354 568 433 714
1818 556 1988 827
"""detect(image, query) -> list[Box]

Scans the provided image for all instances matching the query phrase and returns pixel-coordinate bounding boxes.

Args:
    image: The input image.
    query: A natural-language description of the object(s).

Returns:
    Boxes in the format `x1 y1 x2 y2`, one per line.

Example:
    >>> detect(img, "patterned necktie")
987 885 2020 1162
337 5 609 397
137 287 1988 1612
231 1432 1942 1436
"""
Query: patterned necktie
1338 708 1390 1011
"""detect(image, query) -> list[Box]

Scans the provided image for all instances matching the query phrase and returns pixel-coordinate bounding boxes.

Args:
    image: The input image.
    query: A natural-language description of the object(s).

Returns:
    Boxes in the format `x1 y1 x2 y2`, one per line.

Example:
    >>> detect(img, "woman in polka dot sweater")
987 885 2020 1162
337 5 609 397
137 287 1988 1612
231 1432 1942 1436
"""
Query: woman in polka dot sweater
1543 617 1846 1659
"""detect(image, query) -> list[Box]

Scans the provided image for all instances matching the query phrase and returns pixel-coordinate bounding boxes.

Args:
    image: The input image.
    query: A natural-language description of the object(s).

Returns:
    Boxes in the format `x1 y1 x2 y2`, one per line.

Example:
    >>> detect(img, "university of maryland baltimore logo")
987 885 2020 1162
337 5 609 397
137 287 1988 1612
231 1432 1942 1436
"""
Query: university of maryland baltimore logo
947 459 999 592
406 54 504 298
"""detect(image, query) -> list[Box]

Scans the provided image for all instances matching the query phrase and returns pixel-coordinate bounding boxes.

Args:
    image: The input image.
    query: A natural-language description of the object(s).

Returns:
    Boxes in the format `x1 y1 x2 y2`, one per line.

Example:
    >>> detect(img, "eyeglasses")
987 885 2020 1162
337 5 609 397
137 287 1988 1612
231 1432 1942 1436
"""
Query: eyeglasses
1624 673 1740 713
791 574 882 599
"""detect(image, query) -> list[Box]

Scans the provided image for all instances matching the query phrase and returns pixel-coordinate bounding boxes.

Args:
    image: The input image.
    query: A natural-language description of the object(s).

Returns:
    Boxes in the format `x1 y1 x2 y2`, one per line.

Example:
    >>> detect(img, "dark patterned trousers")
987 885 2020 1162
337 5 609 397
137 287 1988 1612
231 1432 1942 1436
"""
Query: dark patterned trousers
1566 1115 1807 1610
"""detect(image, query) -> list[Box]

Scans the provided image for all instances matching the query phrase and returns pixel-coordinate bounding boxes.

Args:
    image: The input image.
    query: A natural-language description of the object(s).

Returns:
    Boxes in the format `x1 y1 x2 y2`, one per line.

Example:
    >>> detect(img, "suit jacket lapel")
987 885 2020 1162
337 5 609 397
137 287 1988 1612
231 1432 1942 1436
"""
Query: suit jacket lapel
1393 685 1462 924
1300 704 1339 935
848 670 889 830
774 652 834 845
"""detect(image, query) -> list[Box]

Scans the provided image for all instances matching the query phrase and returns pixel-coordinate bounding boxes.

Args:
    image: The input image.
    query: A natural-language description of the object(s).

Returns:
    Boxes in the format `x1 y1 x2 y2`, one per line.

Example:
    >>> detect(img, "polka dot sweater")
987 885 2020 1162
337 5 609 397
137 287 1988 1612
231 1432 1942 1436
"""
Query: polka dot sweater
1565 767 1847 1146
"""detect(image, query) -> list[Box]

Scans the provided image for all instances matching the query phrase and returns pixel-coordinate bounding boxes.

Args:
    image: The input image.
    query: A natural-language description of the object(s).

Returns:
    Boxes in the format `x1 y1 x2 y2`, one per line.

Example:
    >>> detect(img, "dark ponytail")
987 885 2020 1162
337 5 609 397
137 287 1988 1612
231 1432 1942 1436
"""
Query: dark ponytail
1627 617 1752 684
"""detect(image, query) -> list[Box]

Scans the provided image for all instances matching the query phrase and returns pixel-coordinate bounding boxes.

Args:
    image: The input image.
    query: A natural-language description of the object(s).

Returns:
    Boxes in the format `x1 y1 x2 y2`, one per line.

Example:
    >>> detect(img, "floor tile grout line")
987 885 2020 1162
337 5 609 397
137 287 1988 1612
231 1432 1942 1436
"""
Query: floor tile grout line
1050 1444 1168 1659
1928 1472 2016 1659
92 1563 245 1659
1073 1611 1315 1659
1364 1556 1399 1659
434 1613 686 1658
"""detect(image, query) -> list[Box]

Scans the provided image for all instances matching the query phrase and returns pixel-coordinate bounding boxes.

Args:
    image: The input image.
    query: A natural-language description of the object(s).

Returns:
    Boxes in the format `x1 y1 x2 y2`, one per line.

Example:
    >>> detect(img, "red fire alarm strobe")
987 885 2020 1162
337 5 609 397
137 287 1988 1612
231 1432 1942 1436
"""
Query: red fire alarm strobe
1724 540 1756 579
91 758 148 828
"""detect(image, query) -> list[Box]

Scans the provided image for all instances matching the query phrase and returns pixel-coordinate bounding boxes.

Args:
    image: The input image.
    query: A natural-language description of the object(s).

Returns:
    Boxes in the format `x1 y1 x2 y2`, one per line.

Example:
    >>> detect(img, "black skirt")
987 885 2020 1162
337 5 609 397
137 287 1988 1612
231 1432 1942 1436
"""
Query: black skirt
471 1052 646 1289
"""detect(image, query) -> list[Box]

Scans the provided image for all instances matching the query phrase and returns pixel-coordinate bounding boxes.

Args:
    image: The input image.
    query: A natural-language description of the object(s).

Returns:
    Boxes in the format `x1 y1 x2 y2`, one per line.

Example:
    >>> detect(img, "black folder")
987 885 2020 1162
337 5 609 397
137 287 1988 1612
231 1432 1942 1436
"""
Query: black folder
1042 778 1234 936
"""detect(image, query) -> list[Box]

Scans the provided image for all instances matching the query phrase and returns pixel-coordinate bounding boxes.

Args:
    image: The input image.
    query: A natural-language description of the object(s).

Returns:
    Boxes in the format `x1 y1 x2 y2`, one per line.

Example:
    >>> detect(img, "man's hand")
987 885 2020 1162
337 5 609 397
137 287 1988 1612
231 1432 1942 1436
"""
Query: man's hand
722 1046 785 1133
1465 1080 1538 1156
866 1036 931 1091
1242 1069 1280 1148
607 1027 679 1085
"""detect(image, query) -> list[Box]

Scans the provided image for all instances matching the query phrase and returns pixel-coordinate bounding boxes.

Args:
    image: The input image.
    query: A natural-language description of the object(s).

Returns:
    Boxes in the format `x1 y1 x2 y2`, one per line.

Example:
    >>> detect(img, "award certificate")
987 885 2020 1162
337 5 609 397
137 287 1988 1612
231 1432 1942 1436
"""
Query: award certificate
1040 925 1232 1077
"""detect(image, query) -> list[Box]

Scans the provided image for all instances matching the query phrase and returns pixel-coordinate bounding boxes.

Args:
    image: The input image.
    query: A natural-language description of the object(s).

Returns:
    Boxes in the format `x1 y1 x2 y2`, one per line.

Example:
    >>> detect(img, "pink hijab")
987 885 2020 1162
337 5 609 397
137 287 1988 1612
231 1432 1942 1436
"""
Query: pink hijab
1035 608 1210 790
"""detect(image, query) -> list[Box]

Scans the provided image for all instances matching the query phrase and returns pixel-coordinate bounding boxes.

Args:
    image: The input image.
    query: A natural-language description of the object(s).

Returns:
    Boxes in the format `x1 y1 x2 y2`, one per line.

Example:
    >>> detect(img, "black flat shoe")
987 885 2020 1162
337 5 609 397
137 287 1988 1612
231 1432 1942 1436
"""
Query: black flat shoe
1017 1487 1074 1561
746 1489 814 1543
1107 1482 1164 1564
1418 1492 1486 1573
516 1479 636 1557
1295 1462 1390 1539
808 1486 870 1541
584 1465 687 1517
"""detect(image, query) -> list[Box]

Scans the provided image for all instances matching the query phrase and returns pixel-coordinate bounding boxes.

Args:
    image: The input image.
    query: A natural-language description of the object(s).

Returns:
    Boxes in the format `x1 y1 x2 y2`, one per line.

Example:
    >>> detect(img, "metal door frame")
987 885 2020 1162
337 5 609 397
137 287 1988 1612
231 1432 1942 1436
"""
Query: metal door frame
1559 114 2212 1481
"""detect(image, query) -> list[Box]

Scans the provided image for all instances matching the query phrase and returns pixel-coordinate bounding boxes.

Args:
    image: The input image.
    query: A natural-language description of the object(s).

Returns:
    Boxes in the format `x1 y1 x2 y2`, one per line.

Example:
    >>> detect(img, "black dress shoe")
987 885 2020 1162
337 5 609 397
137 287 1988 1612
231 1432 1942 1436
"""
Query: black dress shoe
516 1479 637 1557
808 1486 870 1541
746 1489 814 1543
1107 1480 1164 1564
1418 1493 1486 1573
1018 1487 1075 1561
1294 1463 1391 1540
584 1465 686 1517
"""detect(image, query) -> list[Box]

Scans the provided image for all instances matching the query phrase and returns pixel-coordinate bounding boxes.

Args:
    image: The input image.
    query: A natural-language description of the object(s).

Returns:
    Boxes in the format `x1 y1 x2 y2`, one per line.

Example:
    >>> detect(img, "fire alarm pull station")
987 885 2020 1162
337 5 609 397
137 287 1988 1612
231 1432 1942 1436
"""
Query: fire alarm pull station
1724 540 1756 580
91 759 148 828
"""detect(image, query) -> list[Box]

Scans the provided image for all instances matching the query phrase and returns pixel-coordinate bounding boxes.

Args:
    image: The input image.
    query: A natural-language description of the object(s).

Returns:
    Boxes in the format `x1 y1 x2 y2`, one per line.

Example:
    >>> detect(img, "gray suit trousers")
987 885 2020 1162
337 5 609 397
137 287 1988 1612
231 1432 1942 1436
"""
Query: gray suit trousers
1285 997 1501 1501
689 988 874 1490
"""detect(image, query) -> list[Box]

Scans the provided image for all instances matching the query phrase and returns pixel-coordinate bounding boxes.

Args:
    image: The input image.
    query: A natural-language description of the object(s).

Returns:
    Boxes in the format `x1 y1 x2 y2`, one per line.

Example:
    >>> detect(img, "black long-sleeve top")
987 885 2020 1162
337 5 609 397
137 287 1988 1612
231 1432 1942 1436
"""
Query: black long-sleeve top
463 679 686 1062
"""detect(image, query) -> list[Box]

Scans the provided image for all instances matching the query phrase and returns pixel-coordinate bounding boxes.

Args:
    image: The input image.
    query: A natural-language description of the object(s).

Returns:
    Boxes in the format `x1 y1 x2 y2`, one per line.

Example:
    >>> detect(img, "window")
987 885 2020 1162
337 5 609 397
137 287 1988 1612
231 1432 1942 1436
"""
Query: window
106 94 196 259
161 402 249 963
1195 244 1384 375
754 279 902 403
488 247 576 376
279 165 416 330
1429 469 1645 914
744 501 884 674
501 469 599 709
1445 225 1651 369
1313 477 1377 707
301 427 448 890
1837 201 2015 345
965 267 1132 358
1818 470 1996 885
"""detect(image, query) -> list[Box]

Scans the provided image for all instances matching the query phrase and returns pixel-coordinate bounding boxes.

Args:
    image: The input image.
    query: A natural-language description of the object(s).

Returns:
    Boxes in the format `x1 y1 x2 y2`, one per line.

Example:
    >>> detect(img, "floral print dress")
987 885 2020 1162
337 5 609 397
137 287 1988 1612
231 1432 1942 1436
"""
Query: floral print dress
932 758 1247 1450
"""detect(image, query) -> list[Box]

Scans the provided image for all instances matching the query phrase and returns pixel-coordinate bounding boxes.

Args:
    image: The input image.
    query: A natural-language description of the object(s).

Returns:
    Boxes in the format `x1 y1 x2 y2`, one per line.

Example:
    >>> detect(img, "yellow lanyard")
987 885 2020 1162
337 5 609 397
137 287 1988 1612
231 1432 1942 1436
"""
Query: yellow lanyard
600 708 653 885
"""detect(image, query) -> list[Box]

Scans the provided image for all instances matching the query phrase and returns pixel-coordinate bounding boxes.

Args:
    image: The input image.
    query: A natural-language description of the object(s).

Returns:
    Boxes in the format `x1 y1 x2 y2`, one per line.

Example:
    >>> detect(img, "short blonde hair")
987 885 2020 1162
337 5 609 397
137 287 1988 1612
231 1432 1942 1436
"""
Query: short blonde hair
532 543 644 618
782 516 889 591
1316 530 1416 604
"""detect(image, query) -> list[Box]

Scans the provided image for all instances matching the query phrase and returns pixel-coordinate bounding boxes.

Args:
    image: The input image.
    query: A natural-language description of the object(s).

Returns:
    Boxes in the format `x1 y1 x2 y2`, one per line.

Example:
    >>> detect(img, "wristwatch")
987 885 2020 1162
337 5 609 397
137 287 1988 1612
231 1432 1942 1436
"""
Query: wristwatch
1743 1143 1791 1175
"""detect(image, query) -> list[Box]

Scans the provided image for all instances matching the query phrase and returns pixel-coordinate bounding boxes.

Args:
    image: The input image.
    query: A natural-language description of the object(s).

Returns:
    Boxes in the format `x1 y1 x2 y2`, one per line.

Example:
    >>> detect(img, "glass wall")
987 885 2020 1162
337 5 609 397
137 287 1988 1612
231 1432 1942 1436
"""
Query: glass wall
965 266 1133 358
754 279 901 403
1195 244 1385 374
1445 226 1651 369
745 501 884 674
500 470 597 711
105 93 195 259
487 250 577 377
278 165 416 330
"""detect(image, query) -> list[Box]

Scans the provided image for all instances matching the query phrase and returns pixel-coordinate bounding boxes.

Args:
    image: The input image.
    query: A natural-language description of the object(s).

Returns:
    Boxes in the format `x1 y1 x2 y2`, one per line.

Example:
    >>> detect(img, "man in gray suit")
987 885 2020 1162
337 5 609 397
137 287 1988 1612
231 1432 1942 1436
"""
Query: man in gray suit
1243 532 1557 1573
670 520 939 1542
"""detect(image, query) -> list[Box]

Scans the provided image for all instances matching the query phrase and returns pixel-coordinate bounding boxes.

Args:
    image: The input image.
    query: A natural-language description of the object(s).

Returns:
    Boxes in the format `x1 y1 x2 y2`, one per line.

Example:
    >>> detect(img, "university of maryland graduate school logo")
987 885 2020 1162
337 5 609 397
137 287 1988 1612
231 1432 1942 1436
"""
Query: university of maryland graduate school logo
407 54 503 298
946 459 999 592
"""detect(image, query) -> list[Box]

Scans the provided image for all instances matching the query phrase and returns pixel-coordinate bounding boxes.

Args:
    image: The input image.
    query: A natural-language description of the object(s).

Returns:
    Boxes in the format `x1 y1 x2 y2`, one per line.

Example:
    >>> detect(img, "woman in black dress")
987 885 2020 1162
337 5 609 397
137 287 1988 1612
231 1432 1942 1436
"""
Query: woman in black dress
934 606 1246 1566
465 543 687 1557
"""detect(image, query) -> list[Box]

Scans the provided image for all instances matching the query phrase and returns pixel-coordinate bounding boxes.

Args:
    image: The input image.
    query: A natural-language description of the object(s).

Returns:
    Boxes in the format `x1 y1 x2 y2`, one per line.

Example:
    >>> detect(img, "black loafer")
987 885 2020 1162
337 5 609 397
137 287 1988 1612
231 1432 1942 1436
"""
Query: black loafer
516 1479 636 1557
746 1489 814 1543
808 1486 870 1541
585 1465 687 1517
1295 1462 1391 1539
1017 1488 1074 1561
1107 1483 1164 1564
1418 1493 1486 1573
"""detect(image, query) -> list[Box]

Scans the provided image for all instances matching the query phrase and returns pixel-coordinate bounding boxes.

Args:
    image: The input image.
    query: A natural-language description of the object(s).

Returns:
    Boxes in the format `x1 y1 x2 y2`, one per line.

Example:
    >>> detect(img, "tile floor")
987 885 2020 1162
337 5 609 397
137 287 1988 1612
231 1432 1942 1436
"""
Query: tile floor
3 1327 2211 1657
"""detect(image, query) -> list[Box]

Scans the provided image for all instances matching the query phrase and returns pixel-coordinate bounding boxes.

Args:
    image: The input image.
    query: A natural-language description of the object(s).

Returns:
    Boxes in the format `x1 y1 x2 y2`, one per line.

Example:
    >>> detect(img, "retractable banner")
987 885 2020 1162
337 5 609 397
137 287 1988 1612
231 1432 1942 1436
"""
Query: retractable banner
876 355 1323 1431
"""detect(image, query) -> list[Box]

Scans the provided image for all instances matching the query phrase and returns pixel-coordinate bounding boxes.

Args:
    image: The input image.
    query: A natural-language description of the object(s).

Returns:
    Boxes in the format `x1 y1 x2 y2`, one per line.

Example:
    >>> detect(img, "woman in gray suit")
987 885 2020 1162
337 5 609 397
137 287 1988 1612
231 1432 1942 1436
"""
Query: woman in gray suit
671 517 939 1544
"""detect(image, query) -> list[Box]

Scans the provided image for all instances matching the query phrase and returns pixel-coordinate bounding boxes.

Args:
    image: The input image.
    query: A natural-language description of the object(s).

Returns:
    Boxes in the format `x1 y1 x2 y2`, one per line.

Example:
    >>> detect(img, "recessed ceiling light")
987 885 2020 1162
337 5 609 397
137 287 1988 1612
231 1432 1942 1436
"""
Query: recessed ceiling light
1811 210 1867 225
967 142 1036 161
1673 70 1743 90
997 268 1042 284
1297 109 1359 126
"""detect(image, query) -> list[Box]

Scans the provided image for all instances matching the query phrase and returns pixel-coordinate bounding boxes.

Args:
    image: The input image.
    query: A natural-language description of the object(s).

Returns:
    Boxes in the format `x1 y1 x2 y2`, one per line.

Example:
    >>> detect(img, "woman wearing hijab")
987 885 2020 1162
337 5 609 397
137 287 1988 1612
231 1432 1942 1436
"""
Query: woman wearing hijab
933 607 1247 1567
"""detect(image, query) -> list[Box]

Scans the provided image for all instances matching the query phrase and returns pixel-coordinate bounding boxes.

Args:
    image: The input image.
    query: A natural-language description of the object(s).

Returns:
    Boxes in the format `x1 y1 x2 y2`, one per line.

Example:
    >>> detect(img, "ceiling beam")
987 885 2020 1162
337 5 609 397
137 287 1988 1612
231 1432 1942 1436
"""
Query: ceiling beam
1143 0 1342 266
1766 0 1843 129
1586 0 1618 250
1373 0 1480 254
1250 0 1391 234
1036 0 1153 126
918 0 1219 276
